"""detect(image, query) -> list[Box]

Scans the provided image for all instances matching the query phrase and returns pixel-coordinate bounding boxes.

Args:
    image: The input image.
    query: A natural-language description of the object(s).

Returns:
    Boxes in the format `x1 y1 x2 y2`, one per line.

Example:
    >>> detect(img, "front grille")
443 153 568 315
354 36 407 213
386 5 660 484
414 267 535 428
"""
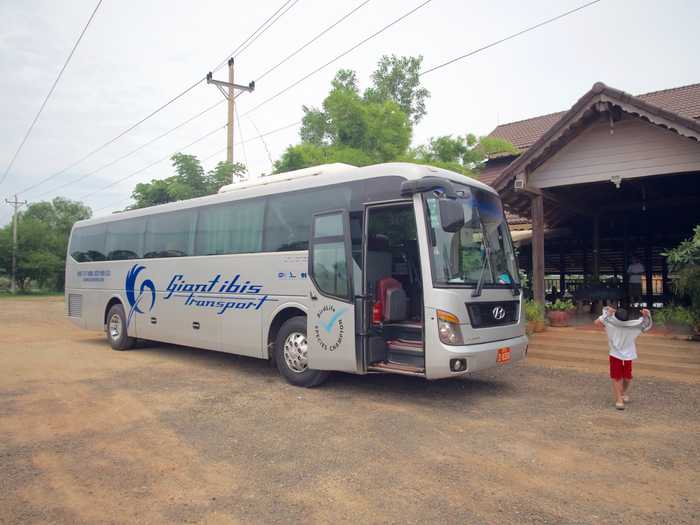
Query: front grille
466 301 519 328
68 294 82 317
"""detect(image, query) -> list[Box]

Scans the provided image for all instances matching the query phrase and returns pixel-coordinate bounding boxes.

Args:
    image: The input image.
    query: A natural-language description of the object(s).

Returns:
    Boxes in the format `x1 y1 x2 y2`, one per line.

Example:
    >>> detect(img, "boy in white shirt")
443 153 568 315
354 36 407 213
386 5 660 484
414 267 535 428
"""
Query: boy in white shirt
595 306 652 410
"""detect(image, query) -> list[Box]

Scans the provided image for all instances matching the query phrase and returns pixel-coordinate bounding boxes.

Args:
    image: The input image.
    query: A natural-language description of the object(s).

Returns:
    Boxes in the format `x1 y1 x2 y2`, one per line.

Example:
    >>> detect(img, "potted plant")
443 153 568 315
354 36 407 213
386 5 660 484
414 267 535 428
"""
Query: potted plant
664 225 700 339
523 299 546 334
546 299 575 327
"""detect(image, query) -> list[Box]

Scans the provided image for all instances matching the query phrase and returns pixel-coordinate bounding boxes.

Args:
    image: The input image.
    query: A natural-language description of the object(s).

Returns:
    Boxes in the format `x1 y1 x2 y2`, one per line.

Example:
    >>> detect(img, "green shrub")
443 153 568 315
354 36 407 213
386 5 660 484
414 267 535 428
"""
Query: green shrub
548 299 575 312
654 304 698 328
523 299 545 322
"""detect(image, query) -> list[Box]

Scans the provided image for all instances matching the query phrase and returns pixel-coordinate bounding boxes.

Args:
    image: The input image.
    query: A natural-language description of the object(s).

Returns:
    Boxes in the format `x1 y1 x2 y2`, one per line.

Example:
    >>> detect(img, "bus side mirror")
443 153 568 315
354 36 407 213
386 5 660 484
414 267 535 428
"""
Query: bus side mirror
439 199 464 233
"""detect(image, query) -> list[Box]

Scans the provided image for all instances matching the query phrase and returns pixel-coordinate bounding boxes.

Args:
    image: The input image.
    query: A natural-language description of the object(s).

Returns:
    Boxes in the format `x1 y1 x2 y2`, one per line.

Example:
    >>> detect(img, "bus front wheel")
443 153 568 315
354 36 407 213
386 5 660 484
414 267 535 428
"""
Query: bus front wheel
274 316 329 387
106 303 136 351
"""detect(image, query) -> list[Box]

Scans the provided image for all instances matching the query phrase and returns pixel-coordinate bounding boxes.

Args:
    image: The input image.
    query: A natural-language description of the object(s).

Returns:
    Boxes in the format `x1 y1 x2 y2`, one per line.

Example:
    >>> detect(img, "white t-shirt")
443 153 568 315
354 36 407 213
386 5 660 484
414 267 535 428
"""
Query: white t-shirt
597 307 652 360
627 262 645 284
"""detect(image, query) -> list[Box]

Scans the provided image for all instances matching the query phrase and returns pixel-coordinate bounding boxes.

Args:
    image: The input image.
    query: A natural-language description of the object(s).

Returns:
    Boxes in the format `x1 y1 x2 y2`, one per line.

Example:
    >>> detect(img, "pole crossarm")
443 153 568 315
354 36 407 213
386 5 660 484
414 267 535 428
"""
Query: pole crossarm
206 73 255 93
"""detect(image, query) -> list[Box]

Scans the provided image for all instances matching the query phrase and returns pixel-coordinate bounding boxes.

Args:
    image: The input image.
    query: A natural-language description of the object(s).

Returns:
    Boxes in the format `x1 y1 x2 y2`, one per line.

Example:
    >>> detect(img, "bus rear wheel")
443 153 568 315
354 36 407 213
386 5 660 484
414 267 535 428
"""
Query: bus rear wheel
106 303 136 351
274 316 329 387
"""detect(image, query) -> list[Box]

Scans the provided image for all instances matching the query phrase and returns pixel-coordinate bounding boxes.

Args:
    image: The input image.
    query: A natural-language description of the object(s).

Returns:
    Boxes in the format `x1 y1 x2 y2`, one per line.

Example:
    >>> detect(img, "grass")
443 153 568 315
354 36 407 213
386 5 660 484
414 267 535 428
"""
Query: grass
0 291 64 300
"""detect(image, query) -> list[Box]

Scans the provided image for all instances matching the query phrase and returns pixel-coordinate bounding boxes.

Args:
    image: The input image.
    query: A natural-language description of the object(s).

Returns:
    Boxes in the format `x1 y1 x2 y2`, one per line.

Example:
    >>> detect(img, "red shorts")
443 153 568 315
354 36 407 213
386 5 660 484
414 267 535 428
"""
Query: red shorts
609 356 633 380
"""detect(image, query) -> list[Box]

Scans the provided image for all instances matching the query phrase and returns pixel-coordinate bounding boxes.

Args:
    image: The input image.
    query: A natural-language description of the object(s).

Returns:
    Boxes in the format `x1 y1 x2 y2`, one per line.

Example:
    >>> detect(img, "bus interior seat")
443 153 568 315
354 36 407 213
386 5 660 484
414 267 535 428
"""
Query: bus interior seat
365 234 393 295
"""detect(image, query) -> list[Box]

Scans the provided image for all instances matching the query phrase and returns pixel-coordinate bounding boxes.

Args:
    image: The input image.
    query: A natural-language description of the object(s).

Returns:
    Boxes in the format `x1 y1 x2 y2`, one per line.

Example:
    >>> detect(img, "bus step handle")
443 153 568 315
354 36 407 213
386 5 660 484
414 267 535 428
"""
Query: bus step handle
192 321 200 330
150 317 157 325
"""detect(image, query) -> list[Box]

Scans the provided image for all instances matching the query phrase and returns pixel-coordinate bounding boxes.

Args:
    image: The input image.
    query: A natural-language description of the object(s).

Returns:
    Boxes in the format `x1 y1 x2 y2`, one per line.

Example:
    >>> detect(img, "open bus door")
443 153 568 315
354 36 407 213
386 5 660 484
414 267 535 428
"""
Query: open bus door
307 209 362 373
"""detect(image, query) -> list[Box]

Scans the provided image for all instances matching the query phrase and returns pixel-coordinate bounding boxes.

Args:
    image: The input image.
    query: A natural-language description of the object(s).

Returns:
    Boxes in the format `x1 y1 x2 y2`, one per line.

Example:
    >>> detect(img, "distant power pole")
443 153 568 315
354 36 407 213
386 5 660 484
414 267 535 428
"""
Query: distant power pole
4 195 27 295
207 59 255 173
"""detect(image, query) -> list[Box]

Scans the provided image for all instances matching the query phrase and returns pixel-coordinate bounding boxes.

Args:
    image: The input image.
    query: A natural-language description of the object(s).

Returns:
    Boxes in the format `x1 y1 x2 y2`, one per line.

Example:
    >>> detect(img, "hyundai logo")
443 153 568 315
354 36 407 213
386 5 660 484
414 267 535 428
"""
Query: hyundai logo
492 306 506 320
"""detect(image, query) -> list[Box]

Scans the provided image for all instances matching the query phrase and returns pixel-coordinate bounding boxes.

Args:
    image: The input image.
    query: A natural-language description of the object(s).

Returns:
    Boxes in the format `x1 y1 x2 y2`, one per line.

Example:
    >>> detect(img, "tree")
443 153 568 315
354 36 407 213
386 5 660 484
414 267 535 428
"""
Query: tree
275 65 414 173
131 153 246 208
364 55 430 124
663 225 700 329
0 197 91 291
405 134 518 176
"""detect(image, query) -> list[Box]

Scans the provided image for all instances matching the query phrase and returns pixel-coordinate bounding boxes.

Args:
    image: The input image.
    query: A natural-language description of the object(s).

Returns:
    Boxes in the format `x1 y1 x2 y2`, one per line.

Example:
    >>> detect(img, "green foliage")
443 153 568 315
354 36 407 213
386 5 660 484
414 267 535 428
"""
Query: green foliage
275 54 515 178
0 197 91 291
364 55 429 124
523 299 545 322
654 304 698 329
663 225 700 321
404 134 518 176
548 299 575 311
277 57 425 173
131 154 246 208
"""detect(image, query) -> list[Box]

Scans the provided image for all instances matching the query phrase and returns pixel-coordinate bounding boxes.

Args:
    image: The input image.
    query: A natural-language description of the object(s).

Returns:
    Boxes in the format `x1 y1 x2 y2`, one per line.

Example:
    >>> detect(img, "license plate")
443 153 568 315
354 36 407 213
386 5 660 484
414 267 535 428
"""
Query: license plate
496 347 511 364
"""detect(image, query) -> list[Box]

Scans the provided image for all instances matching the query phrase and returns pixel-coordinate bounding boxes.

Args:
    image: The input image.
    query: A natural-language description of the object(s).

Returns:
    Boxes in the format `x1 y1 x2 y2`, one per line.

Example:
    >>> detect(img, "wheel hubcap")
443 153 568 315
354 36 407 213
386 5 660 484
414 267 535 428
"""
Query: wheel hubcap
109 313 121 340
283 332 308 373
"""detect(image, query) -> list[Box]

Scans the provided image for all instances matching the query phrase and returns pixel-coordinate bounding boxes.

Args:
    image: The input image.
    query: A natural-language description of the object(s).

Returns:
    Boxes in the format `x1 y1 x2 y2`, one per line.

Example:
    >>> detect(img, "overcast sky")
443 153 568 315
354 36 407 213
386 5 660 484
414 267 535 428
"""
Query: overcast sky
1 0 698 225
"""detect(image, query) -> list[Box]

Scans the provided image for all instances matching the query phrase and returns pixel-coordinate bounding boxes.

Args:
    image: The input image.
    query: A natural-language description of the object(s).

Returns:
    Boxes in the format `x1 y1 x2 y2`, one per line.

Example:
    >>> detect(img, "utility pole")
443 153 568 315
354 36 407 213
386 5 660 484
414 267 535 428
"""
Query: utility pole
207 60 255 178
4 195 27 295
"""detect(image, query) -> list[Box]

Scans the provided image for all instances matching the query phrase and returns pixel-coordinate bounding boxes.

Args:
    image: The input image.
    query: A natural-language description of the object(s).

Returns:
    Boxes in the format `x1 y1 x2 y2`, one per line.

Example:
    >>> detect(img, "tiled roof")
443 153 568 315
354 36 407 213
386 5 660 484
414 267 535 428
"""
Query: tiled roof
489 82 700 153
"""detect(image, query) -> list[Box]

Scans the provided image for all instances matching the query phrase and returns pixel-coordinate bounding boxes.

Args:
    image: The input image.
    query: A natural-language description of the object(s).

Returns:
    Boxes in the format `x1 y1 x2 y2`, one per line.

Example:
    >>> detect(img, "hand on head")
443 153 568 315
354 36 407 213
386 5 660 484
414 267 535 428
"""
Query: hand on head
641 308 650 317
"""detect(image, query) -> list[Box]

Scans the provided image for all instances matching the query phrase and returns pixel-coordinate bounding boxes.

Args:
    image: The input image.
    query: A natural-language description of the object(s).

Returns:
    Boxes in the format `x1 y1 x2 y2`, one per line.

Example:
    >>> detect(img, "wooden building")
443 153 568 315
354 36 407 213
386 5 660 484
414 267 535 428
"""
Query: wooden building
481 82 700 306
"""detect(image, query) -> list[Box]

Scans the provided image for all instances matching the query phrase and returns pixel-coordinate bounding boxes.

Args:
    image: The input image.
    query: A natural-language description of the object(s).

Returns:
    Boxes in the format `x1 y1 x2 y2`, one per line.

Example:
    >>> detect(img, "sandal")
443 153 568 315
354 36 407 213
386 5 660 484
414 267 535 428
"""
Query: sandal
615 401 625 410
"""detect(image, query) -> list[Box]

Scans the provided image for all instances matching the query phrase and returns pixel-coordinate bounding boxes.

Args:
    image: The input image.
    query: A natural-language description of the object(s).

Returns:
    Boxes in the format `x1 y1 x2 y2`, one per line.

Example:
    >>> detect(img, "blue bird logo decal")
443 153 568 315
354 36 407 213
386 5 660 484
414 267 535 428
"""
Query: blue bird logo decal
125 264 156 328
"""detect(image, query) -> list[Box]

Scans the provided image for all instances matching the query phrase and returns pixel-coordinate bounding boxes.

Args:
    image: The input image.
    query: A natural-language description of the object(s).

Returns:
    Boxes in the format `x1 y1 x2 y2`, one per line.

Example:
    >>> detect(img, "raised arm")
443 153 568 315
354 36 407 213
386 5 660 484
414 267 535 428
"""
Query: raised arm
640 308 653 332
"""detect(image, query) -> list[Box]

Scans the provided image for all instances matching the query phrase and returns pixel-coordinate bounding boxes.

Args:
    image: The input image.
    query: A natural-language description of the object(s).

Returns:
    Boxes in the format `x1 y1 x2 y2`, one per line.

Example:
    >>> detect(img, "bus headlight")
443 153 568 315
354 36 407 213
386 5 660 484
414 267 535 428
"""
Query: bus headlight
437 310 463 346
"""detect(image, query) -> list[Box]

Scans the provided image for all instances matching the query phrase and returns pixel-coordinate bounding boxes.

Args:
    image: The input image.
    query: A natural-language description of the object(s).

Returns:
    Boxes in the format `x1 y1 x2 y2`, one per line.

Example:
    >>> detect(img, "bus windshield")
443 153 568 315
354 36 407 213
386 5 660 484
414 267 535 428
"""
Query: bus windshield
425 187 519 287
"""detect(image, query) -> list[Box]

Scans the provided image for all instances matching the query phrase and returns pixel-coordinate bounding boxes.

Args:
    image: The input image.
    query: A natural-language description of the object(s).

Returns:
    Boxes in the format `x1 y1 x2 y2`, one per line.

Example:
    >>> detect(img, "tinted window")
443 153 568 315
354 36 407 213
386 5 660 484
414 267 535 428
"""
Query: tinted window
264 186 351 252
69 224 107 262
144 210 196 258
313 242 349 298
195 199 264 255
106 217 146 260
311 211 349 299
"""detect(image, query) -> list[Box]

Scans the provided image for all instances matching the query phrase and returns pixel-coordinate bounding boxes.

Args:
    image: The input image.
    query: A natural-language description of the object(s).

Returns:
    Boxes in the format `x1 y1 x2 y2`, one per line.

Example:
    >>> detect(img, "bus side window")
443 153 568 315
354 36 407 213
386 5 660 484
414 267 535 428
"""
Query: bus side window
144 210 196 258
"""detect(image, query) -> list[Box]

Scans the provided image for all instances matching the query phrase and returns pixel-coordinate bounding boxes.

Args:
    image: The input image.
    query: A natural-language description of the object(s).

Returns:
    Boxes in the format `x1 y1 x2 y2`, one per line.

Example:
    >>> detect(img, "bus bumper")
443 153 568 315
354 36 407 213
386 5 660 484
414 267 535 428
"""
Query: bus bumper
426 335 528 380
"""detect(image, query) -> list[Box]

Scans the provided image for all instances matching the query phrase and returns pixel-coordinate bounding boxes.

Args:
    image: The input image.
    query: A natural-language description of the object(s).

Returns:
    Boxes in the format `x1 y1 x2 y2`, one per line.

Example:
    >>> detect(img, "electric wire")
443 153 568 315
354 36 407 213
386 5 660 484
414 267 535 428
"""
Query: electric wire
12 0 297 197
22 1 368 199
241 0 433 118
255 0 371 83
29 99 224 199
91 119 301 213
234 105 248 168
78 123 228 201
0 0 103 187
211 0 298 72
419 0 602 76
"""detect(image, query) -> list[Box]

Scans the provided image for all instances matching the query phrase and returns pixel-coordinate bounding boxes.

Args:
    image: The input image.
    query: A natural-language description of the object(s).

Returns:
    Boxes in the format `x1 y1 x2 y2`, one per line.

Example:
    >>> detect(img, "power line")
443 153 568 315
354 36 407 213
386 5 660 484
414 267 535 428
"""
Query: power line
420 0 602 77
27 99 224 199
242 0 433 118
12 0 297 197
256 0 371 83
0 0 103 187
77 123 228 201
211 0 298 73
24 1 367 199
92 119 302 213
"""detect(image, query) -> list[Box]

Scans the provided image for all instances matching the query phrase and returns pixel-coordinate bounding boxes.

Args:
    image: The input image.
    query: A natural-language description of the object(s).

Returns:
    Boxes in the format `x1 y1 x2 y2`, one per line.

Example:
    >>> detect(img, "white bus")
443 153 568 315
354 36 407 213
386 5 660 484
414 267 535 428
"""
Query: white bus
65 162 527 387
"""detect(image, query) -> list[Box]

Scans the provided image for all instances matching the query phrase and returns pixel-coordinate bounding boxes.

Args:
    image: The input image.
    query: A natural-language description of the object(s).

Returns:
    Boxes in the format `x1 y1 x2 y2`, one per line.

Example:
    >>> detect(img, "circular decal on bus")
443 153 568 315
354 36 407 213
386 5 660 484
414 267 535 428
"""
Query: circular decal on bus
313 304 346 352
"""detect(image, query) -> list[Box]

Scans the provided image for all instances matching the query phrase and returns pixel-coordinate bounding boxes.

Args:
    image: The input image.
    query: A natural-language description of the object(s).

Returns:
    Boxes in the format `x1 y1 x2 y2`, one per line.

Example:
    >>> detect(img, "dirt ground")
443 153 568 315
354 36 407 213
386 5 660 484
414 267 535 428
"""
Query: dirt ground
1 297 699 525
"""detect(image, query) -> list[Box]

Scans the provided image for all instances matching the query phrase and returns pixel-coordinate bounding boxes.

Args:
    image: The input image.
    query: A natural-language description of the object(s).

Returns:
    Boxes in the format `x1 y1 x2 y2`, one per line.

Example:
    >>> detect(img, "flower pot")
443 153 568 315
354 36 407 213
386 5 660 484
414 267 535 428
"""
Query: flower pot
547 310 571 327
534 320 546 332
526 321 535 336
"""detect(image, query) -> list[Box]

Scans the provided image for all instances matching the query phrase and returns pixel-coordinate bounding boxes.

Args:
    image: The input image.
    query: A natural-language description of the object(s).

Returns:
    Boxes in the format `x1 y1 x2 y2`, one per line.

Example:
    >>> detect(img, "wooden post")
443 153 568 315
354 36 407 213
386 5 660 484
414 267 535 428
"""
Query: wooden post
645 239 653 308
592 214 600 282
531 193 545 305
226 58 235 165
559 242 566 294
661 256 669 301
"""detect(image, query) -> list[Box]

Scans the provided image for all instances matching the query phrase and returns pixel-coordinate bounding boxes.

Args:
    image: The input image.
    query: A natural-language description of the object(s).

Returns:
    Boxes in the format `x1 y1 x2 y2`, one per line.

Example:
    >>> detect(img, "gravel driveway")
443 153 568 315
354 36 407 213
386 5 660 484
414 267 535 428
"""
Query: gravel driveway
1 297 698 524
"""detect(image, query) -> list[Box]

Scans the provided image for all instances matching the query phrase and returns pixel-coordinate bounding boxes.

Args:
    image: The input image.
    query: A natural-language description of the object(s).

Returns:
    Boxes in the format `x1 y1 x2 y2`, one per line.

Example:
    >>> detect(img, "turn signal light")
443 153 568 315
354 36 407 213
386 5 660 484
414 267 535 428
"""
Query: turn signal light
437 309 463 345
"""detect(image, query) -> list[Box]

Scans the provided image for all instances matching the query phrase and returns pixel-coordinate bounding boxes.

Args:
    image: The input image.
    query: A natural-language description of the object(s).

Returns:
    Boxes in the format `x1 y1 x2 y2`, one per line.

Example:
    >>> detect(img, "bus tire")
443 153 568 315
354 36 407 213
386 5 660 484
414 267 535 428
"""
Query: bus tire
274 316 329 387
106 303 136 351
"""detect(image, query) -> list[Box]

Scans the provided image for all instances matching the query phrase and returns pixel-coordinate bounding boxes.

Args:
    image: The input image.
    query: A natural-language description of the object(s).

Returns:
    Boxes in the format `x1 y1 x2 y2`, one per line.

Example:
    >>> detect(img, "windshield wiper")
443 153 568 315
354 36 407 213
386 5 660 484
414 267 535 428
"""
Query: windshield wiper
472 245 491 297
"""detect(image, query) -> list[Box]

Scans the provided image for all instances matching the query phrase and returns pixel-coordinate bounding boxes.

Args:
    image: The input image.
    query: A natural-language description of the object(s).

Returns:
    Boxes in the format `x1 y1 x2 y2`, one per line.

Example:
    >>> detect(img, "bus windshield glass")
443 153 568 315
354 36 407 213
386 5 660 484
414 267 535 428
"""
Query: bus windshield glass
425 187 519 287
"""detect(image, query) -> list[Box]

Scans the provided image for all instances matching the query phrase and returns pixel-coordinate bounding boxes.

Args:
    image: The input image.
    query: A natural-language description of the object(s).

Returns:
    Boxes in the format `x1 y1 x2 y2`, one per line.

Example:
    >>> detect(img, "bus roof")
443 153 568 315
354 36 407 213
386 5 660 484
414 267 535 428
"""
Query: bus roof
74 162 498 228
